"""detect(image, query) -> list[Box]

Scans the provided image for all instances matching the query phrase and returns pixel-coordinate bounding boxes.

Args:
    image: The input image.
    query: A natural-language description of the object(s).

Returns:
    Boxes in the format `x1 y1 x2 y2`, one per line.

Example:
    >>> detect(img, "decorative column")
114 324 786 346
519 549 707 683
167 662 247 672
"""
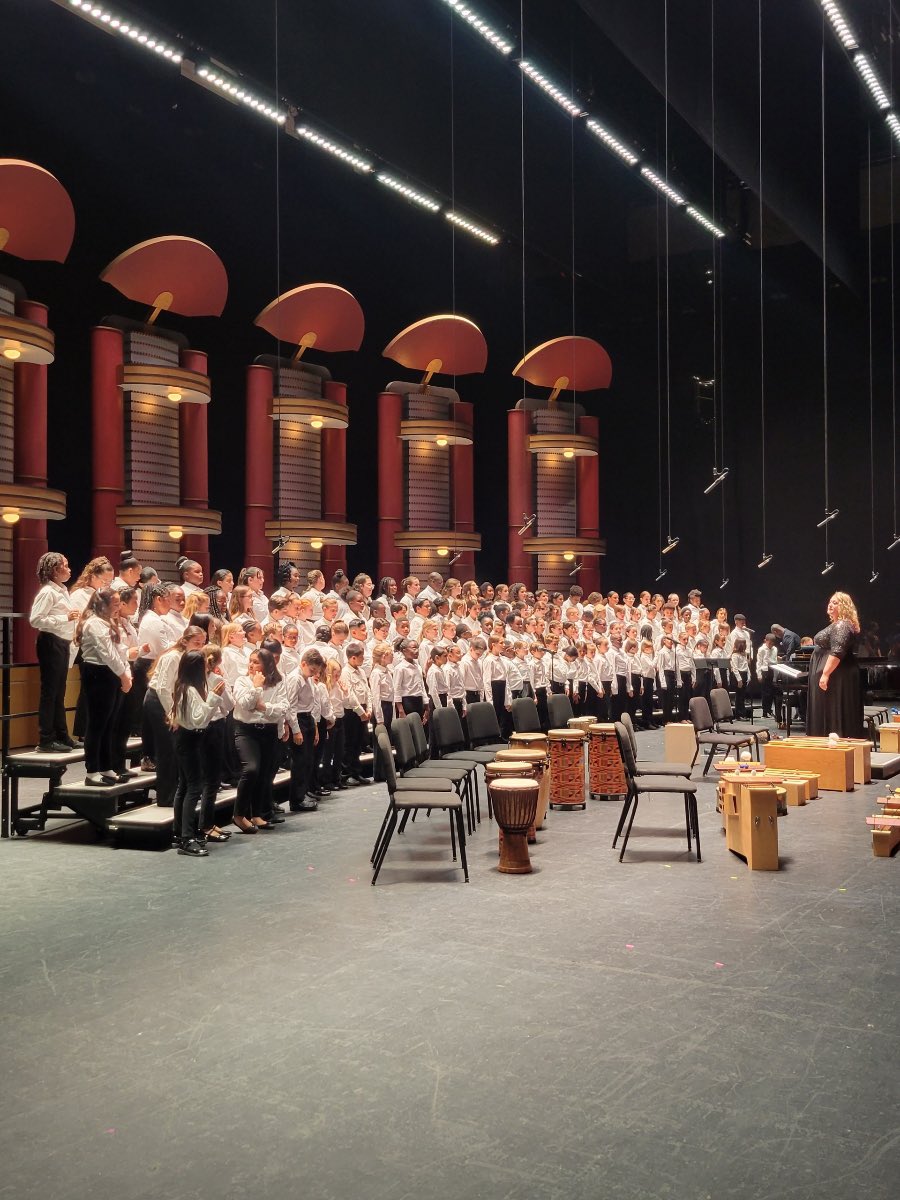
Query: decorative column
11 300 49 661
576 414 601 596
377 390 405 582
507 408 534 589
245 364 274 575
450 401 475 579
179 348 210 578
321 378 348 578
91 325 125 561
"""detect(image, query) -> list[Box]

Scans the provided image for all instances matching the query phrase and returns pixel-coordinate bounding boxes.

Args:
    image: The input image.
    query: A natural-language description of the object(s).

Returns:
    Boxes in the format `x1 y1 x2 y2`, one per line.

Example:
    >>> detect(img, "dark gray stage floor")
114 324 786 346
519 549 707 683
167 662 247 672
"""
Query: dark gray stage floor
2 726 899 1200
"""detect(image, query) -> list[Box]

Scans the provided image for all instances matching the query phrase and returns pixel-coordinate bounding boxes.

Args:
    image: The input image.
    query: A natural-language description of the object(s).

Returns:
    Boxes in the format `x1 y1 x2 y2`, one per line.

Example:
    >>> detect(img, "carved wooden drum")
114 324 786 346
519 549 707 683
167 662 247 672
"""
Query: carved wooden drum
587 723 627 799
488 778 540 873
509 731 548 754
547 727 587 810
494 747 549 834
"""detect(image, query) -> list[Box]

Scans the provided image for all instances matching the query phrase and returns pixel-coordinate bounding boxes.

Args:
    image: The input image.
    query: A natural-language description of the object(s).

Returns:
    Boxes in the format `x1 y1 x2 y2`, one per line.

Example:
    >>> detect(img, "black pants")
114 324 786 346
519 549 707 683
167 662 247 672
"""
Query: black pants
174 727 204 840
82 664 122 774
760 674 775 717
73 651 87 738
234 721 278 819
323 716 345 787
535 686 550 730
678 672 693 720
143 688 177 806
464 690 481 706
641 678 656 726
661 671 677 723
289 712 317 805
129 658 153 741
595 686 611 722
628 678 642 719
199 720 225 831
400 695 425 719
490 679 511 738
731 671 748 718
582 682 599 719
380 701 394 729
36 631 70 744
612 675 629 720
343 710 364 778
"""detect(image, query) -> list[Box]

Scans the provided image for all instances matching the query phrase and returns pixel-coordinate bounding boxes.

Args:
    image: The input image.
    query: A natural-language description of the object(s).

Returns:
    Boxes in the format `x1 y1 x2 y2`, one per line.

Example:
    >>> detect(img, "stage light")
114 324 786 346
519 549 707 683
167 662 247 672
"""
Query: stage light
168 526 183 540
519 61 585 118
821 2 859 51
310 539 323 551
887 113 900 148
294 125 373 173
167 390 182 403
2 347 21 361
1 508 20 525
640 167 686 207
563 552 575 562
821 561 835 575
377 174 442 213
655 568 667 582
437 546 450 558
64 1 182 63
310 416 324 430
685 206 727 238
562 448 575 459
853 54 891 110
870 570 880 583
661 535 680 555
585 118 640 166
445 211 500 245
568 561 583 576
448 551 462 566
196 67 286 123
703 466 729 494
517 513 536 536
816 508 839 528
719 578 729 590
441 1 514 56
435 436 449 447
758 553 773 568
887 534 900 551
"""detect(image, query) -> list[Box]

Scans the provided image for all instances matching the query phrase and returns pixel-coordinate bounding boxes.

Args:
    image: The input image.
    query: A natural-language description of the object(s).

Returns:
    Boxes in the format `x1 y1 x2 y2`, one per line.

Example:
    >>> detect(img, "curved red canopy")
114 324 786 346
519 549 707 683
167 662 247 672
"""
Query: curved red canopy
0 160 75 263
384 314 487 377
255 283 364 352
101 237 228 318
513 335 612 393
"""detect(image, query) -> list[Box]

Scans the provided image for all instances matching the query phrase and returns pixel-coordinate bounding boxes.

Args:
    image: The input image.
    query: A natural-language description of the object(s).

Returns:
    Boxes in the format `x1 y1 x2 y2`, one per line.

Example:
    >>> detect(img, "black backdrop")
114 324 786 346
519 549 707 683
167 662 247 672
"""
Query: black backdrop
2 0 897 644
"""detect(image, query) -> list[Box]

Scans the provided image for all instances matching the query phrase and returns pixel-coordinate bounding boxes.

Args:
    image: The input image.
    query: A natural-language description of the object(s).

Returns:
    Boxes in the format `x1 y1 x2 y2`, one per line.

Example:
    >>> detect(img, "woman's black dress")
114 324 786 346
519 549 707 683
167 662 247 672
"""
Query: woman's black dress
806 619 863 738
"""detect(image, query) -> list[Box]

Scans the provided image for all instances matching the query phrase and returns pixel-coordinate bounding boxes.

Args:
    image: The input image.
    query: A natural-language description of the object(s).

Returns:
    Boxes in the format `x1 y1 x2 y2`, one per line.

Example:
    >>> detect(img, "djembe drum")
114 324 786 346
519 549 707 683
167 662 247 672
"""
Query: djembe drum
587 723 627 800
568 716 595 733
494 747 550 834
547 727 587 810
486 760 537 855
509 731 548 755
488 777 540 873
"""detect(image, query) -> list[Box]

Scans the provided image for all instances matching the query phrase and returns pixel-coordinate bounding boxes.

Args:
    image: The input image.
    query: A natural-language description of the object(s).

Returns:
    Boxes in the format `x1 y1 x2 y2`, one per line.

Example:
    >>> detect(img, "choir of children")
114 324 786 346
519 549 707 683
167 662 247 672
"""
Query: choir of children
30 553 778 858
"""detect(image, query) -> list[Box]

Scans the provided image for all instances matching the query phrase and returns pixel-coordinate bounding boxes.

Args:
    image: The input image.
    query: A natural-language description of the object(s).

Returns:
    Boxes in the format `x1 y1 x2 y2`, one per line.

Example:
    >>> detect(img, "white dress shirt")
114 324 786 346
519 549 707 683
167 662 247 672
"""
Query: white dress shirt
80 616 131 677
30 582 76 641
138 610 173 660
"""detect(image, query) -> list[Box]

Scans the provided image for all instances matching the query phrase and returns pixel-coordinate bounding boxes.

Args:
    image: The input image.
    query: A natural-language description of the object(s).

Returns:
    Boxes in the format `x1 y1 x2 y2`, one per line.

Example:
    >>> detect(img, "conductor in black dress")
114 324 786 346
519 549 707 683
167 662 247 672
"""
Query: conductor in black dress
806 592 863 738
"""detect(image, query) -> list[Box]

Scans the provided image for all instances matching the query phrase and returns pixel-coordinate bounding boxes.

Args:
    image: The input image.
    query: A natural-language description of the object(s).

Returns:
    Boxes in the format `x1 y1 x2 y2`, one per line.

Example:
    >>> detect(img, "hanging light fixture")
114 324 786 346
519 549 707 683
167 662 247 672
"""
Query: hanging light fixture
661 535 680 555
816 508 839 528
821 561 835 575
168 526 183 540
758 553 773 568
703 466 729 494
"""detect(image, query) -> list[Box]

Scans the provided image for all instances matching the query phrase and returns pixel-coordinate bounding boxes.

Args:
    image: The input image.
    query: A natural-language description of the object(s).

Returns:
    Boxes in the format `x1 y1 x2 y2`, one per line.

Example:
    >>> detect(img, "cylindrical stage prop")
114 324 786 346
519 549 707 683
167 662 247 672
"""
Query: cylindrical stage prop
488 777 540 873
492 747 550 834
321 379 348 578
507 408 534 589
450 400 475 578
576 414 601 596
377 390 404 582
244 364 274 575
91 325 125 562
179 348 210 578
547 727 587 810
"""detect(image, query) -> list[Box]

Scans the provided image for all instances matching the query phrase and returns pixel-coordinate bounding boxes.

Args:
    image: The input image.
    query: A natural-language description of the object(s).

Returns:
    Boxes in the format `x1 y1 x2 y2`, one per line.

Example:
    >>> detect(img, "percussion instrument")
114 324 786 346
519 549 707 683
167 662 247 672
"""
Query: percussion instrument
587 723 627 799
493 748 550 833
488 778 540 873
509 731 548 754
486 760 538 849
722 781 780 870
567 716 595 733
764 738 855 791
547 727 587 810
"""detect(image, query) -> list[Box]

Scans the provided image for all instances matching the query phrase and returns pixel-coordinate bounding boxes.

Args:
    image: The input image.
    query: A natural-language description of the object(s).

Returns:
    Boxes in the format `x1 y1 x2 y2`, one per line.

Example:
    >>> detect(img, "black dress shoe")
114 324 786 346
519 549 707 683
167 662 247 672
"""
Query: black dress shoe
332 782 348 791
178 838 209 857
317 788 332 798
295 799 318 812
270 813 286 824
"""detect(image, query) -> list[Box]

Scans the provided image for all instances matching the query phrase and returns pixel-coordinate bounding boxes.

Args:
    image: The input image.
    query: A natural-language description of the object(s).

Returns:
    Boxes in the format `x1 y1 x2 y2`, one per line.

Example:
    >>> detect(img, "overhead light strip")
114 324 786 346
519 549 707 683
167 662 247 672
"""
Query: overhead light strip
519 60 585 118
640 166 686 206
291 125 374 173
820 2 859 51
64 0 182 62
446 211 500 245
585 118 640 166
853 53 891 110
441 1 514 56
196 67 285 124
886 112 900 148
377 174 442 212
685 205 726 238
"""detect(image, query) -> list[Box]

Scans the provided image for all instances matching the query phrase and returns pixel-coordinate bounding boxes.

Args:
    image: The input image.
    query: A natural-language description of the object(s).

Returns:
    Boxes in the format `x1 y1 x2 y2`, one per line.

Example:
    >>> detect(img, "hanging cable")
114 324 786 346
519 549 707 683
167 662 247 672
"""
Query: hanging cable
273 0 284 547
569 34 579 571
656 189 666 582
520 0 527 391
711 0 727 587
867 125 879 582
661 0 678 558
819 17 836 573
757 0 770 570
889 2 899 551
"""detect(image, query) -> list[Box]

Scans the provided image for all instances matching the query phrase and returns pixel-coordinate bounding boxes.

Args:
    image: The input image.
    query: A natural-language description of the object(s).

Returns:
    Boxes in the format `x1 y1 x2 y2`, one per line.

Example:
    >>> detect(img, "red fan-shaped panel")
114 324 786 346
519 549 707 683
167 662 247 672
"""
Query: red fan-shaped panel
513 336 612 392
254 284 364 351
384 314 487 377
0 160 75 262
100 237 228 317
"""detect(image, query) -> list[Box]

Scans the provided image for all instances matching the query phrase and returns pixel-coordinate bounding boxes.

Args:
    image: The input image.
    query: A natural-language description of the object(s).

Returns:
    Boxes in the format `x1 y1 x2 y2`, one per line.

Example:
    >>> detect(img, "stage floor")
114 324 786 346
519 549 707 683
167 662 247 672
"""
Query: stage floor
2 724 898 1200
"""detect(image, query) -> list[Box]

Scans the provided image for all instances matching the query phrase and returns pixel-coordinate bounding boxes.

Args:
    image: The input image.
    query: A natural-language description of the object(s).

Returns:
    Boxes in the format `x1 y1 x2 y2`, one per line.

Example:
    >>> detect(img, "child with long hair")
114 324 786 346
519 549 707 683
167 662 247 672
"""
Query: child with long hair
231 647 287 832
170 650 228 855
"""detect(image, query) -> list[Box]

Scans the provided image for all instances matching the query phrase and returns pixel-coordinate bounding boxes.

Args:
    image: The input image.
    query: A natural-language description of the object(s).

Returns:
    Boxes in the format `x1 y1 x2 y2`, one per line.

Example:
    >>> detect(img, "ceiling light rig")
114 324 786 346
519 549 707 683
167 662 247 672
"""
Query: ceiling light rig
640 167 686 206
63 1 182 62
703 466 729 494
446 211 500 245
820 2 858 51
887 113 900 148
441 0 515 56
292 125 373 173
685 206 727 238
196 67 285 123
585 119 640 166
377 174 441 213
853 53 891 110
519 60 586 118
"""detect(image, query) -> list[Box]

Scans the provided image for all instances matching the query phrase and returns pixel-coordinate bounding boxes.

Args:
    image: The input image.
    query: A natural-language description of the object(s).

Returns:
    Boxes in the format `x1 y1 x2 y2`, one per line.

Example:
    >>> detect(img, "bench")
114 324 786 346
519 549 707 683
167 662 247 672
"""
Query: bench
107 770 291 841
2 738 143 837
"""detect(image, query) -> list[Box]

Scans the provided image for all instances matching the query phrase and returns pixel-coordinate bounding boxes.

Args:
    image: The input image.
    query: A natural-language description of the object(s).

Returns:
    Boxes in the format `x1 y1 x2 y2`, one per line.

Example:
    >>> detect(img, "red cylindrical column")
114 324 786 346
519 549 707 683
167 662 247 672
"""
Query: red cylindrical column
91 326 125 562
245 364 274 575
377 390 405 582
321 379 347 579
576 415 601 596
450 400 475 579
507 408 533 589
12 300 49 661
179 348 211 578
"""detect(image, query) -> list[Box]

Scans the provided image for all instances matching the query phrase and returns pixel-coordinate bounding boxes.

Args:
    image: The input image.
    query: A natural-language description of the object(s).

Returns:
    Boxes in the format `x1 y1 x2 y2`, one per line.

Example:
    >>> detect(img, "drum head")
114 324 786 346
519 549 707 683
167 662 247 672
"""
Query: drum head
486 761 534 776
489 778 539 793
548 727 585 742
